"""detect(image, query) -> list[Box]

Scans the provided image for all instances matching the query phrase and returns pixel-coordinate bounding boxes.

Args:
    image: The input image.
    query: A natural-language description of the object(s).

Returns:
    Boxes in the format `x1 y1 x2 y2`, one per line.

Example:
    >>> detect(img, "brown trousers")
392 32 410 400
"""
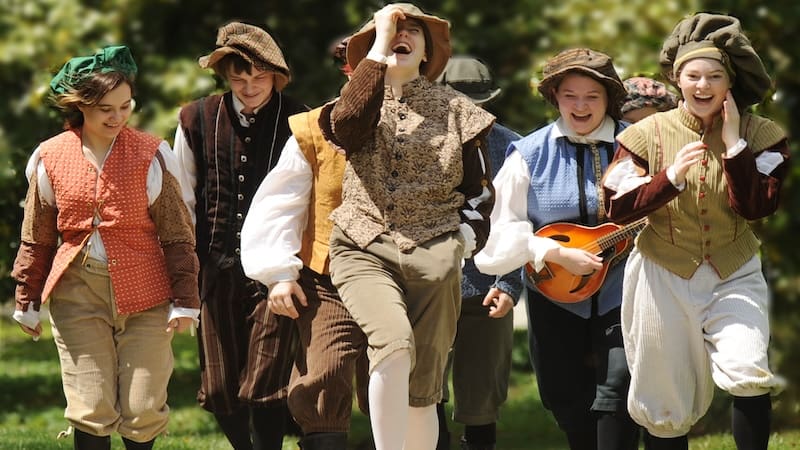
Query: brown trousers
288 267 369 433
197 263 297 415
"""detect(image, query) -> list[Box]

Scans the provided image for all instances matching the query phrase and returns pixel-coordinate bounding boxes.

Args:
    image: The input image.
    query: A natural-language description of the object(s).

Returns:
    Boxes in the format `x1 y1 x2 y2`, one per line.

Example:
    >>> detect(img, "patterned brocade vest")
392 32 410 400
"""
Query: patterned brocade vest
289 107 346 275
39 128 172 314
331 78 494 251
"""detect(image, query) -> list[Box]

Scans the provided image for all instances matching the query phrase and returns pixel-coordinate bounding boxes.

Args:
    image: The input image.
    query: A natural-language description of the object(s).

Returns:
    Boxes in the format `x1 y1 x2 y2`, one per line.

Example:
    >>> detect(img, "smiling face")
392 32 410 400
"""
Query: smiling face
77 82 133 145
388 18 427 73
676 58 731 124
553 73 609 135
227 65 275 113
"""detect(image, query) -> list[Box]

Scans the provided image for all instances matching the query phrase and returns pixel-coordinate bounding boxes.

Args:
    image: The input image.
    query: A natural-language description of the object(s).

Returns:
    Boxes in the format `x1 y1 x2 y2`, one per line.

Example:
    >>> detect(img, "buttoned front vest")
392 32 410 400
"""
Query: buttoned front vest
289 107 346 275
179 92 305 269
330 78 494 251
39 128 172 314
617 107 785 279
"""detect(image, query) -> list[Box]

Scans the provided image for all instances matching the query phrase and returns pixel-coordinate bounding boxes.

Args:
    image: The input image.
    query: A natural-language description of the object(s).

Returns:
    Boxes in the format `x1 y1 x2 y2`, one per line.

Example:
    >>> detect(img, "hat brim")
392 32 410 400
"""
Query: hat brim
199 47 290 92
538 67 626 120
346 10 451 82
466 87 502 106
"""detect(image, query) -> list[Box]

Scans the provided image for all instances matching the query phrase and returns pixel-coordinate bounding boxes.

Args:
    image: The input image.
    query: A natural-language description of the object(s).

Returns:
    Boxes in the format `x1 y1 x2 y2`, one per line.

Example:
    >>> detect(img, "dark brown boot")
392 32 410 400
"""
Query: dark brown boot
299 432 348 450
74 429 110 450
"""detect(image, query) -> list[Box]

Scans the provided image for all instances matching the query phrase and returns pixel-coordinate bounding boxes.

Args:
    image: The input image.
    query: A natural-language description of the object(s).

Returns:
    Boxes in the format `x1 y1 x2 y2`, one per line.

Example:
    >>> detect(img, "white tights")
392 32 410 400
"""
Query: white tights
368 349 438 450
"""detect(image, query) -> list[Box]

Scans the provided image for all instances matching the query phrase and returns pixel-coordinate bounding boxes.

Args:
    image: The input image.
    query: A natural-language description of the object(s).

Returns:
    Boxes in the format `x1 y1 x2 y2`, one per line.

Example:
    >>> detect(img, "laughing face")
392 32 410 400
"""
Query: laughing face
388 18 427 71
553 73 609 136
676 58 732 124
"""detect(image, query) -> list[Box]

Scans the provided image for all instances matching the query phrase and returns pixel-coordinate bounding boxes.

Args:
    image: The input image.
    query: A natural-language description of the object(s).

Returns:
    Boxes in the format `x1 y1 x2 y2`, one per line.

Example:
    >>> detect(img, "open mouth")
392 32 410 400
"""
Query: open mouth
693 94 714 105
571 113 592 123
392 43 412 55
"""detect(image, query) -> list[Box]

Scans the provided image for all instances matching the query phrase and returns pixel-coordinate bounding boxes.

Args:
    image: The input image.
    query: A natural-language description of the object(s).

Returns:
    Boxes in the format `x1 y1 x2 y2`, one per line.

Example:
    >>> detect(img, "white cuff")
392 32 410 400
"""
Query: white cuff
666 165 685 190
366 50 388 64
169 305 200 326
13 308 40 330
459 223 477 258
725 138 747 158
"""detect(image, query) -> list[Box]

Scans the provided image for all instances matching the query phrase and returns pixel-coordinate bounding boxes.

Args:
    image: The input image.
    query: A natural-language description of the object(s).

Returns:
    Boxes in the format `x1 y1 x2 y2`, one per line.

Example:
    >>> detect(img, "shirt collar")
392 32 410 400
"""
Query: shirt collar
553 115 616 145
231 94 268 127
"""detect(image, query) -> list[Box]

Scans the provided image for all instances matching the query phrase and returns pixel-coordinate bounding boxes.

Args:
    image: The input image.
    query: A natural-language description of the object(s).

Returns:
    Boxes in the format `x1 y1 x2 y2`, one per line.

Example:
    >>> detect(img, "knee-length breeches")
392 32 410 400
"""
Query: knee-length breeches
50 257 172 442
288 267 368 433
329 227 463 407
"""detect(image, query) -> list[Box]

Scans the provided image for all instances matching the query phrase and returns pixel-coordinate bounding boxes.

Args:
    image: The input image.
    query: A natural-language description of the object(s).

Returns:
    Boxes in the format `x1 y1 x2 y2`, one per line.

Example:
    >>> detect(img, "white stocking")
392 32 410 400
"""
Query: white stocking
403 404 438 450
369 349 411 450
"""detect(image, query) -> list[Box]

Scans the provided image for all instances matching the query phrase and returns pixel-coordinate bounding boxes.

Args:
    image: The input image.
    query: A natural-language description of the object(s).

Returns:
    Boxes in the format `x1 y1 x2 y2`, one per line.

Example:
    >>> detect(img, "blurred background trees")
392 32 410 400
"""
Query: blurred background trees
1 0 798 428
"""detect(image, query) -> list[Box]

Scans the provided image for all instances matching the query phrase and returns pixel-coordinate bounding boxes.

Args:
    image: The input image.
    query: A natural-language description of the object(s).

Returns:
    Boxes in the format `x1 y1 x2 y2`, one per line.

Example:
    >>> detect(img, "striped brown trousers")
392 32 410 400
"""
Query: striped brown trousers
197 263 297 415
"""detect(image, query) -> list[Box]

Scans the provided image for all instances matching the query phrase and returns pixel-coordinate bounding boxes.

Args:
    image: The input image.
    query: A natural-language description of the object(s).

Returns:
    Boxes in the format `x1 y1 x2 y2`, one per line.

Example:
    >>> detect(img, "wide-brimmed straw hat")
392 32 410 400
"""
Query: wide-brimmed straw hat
345 3 451 81
538 48 626 120
436 56 502 105
660 13 771 107
199 21 291 91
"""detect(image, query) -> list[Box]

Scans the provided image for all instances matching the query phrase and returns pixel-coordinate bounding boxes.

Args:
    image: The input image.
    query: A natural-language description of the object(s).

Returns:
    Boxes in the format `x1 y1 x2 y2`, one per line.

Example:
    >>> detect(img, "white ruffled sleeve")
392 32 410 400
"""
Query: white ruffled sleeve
474 150 561 275
240 136 312 288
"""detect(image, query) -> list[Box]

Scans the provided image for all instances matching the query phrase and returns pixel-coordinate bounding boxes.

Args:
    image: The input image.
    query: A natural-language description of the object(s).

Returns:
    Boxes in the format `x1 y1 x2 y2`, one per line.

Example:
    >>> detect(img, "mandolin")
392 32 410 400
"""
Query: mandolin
524 217 648 303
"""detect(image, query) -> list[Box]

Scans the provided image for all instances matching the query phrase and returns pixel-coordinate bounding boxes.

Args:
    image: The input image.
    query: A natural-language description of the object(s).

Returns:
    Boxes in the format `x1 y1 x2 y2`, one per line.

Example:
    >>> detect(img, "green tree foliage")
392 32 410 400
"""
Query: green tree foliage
1 0 797 427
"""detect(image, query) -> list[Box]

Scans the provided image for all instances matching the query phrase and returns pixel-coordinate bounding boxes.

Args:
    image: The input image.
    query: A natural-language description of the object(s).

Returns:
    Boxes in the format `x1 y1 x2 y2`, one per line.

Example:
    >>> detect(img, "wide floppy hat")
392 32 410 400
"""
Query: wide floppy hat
538 48 626 120
660 13 771 107
199 21 291 92
345 3 451 81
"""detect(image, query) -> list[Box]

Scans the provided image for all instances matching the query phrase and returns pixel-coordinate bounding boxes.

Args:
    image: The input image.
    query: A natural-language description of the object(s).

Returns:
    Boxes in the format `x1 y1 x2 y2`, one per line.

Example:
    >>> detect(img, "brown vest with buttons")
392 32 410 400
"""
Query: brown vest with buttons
39 128 173 314
178 92 305 268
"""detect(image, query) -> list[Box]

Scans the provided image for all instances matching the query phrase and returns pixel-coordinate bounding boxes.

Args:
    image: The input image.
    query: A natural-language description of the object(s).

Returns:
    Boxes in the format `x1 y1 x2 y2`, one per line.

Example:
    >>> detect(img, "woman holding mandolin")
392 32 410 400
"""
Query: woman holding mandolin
475 48 640 450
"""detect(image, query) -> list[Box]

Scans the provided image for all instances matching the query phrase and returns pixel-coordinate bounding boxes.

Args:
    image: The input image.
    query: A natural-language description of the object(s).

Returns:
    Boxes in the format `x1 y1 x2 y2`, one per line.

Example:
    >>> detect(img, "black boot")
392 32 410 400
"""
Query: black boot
597 412 640 450
460 436 495 450
214 409 254 450
251 405 288 450
642 431 688 450
461 423 496 450
299 432 348 450
74 429 110 450
122 436 155 450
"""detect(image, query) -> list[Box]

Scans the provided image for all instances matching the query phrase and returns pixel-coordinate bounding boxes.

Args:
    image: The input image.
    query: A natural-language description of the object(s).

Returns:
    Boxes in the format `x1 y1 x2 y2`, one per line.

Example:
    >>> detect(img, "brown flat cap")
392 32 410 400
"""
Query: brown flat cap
199 22 291 91
538 48 626 120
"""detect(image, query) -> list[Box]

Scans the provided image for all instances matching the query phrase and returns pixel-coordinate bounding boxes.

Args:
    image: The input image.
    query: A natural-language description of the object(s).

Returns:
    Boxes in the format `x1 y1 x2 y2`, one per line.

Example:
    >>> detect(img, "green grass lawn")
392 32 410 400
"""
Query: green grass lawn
1 312 798 449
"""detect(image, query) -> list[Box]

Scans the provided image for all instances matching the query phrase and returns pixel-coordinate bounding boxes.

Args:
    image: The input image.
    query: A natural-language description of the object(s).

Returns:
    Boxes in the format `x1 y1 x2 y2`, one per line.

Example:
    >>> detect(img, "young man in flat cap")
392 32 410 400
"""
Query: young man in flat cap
173 21 307 450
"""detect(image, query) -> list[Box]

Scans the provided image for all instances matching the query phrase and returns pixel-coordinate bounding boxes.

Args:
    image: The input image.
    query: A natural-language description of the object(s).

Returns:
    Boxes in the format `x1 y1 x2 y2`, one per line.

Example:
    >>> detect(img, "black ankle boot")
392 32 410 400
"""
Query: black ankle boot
74 429 110 450
460 436 495 450
122 436 155 450
299 432 348 450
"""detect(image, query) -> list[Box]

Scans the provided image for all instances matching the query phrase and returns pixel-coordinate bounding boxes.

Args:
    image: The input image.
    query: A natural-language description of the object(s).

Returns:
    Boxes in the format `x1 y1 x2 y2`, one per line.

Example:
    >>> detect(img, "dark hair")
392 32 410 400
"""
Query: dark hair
410 18 432 76
52 71 134 129
214 53 255 78
214 53 282 80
